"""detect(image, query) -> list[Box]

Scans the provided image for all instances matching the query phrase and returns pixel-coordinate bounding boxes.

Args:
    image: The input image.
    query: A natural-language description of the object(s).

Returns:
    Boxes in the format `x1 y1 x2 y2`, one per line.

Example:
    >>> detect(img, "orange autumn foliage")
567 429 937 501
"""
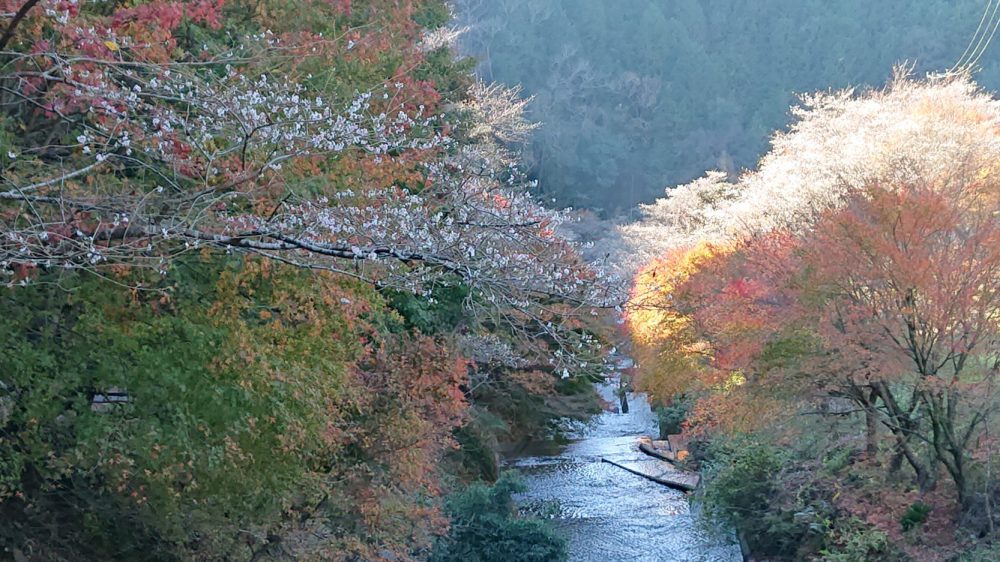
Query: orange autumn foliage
627 242 727 403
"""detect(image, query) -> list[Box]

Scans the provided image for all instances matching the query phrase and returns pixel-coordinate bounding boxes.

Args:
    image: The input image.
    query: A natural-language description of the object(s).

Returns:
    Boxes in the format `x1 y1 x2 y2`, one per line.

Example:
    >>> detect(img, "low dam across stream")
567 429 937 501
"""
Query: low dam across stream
505 379 742 561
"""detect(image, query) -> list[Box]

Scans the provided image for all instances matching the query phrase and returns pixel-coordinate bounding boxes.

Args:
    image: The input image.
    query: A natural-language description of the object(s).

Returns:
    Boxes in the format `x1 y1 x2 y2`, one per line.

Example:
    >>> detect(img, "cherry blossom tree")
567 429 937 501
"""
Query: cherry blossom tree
622 70 1000 259
0 0 619 372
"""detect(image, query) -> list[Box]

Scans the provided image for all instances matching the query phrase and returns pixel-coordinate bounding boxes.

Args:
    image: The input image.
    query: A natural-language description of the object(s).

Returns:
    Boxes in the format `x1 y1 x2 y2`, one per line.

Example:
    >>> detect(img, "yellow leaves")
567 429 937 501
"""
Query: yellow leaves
634 348 701 402
720 370 747 392
628 242 727 333
104 40 119 52
626 243 732 402
686 390 785 436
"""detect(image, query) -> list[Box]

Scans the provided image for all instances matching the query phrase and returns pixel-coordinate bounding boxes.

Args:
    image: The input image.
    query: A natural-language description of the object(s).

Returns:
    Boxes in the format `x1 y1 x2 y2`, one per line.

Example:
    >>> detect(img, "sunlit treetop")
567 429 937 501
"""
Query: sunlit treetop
623 71 1000 260
625 242 726 401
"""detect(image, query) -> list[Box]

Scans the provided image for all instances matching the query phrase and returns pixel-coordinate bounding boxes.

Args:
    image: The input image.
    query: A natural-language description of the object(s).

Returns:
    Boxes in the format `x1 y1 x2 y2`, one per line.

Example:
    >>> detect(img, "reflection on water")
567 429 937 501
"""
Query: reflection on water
506 383 741 562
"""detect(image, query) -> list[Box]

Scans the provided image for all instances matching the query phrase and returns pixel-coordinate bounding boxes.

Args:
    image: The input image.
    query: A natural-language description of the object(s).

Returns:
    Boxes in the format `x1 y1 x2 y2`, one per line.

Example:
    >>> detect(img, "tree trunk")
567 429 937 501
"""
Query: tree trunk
873 382 931 488
865 389 878 458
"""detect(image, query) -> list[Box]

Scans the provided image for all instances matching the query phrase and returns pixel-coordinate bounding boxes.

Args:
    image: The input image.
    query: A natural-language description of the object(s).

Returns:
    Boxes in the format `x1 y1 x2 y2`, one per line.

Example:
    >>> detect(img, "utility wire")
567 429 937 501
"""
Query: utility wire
952 0 995 71
967 3 1000 69
953 0 1000 72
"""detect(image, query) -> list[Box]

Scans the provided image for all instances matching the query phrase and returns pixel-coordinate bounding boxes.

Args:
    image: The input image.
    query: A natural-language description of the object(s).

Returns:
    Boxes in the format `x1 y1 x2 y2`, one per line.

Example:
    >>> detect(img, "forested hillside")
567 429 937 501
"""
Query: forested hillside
453 0 1000 213
0 1 614 560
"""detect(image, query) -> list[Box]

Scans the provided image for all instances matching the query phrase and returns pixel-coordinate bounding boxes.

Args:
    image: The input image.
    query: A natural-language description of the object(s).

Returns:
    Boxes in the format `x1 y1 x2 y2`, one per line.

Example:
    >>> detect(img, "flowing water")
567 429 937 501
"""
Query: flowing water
506 381 742 562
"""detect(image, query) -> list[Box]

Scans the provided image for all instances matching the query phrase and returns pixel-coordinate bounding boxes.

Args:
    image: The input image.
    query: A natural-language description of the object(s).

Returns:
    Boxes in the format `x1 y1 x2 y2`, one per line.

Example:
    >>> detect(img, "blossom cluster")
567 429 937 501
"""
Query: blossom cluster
621 73 1000 260
1 17 619 375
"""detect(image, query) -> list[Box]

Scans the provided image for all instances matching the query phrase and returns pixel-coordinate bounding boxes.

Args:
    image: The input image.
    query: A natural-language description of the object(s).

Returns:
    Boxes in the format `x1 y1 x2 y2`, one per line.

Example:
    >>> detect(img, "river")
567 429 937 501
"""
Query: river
506 381 742 562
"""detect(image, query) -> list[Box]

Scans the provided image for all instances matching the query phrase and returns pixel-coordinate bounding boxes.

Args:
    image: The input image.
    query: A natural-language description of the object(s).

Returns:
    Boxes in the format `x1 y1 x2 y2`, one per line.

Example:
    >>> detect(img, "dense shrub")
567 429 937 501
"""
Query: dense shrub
820 519 901 562
656 396 692 437
700 436 814 558
0 260 469 560
954 543 1000 561
900 502 932 532
431 471 567 562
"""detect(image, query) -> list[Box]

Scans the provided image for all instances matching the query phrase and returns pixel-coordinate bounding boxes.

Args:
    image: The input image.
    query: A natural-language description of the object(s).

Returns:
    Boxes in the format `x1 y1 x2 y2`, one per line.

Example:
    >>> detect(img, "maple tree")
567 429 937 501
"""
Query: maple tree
628 74 1000 545
801 180 1000 505
627 242 722 403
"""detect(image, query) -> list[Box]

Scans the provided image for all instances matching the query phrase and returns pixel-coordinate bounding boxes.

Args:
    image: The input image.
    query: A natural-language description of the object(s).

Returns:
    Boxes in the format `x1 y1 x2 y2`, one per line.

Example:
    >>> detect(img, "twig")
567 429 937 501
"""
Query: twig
0 0 40 51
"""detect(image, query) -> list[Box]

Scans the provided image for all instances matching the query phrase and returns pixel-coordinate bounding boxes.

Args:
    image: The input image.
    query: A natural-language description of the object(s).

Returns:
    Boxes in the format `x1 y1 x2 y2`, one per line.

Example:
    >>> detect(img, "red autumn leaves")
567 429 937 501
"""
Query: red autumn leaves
627 75 1000 503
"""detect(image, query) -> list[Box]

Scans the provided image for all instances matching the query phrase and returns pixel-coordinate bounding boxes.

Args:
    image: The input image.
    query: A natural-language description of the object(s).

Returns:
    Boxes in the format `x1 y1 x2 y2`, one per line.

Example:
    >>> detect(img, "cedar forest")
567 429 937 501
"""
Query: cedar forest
3 1 1000 562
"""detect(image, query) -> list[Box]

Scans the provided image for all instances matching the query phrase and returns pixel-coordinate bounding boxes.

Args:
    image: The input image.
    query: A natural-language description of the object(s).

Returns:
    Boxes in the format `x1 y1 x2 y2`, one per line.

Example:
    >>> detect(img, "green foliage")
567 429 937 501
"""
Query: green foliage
469 376 547 442
413 1 453 29
758 330 819 374
700 435 812 557
820 519 899 562
431 471 567 562
384 282 470 334
467 367 602 447
0 261 366 556
954 543 1000 562
450 407 507 481
656 396 691 437
900 501 932 532
416 46 477 100
553 368 602 396
0 258 472 560
822 447 856 475
701 435 783 523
